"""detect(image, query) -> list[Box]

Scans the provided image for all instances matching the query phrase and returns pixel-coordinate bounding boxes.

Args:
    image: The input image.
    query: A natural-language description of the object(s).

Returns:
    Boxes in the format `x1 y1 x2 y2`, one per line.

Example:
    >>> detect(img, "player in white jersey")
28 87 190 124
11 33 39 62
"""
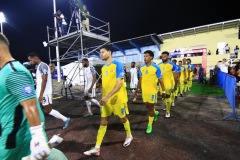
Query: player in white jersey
82 58 101 117
28 53 70 130
129 62 138 93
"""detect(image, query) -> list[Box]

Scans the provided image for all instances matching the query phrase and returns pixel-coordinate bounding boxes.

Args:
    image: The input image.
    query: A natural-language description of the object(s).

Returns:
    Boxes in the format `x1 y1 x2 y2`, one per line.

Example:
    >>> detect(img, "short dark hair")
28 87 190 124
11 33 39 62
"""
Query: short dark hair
0 33 10 47
179 60 182 63
82 58 89 62
144 50 154 58
28 52 39 58
161 51 169 56
100 44 113 54
172 59 177 63
187 58 191 62
131 62 136 64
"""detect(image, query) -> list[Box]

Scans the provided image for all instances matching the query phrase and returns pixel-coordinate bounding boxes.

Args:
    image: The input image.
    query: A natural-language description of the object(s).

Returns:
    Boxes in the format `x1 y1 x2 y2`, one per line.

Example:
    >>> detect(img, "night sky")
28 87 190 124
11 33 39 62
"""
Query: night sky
0 0 239 64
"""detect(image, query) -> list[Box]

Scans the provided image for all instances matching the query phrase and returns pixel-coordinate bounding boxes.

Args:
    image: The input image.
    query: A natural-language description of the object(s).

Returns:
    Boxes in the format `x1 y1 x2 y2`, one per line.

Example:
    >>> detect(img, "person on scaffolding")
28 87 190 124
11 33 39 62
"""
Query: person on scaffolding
54 10 68 36
81 4 90 32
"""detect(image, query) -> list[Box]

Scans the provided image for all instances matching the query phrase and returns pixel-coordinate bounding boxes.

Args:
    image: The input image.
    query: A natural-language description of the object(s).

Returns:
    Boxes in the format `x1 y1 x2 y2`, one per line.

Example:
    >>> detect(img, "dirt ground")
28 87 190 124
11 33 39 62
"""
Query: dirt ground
45 82 240 160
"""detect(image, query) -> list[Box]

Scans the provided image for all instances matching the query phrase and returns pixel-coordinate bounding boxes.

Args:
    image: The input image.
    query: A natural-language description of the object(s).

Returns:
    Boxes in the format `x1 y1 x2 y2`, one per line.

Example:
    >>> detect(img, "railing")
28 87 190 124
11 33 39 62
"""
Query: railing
217 71 240 120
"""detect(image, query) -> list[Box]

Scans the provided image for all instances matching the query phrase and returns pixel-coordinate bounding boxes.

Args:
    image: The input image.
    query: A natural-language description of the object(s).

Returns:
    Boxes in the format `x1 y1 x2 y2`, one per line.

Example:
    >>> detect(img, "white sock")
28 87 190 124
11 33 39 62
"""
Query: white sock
49 109 67 122
90 99 101 107
95 146 100 149
86 100 92 113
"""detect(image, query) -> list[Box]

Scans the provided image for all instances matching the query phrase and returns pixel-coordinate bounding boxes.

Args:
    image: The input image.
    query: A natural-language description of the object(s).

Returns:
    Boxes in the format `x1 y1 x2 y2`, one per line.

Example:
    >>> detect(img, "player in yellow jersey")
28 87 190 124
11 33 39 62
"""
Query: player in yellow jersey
84 45 132 156
158 51 178 118
186 58 195 91
182 58 189 94
172 59 181 101
178 60 187 97
134 50 166 134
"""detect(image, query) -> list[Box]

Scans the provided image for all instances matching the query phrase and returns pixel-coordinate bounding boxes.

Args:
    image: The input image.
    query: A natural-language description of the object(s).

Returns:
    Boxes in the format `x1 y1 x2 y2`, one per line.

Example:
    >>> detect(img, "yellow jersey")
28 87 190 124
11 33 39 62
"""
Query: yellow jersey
158 62 176 85
140 63 162 95
188 64 195 79
101 59 128 105
179 65 186 81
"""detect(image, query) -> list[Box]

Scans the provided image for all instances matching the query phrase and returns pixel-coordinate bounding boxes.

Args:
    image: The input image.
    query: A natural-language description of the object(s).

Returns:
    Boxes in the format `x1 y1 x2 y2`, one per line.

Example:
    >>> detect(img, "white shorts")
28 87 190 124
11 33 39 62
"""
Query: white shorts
130 80 138 89
42 94 52 106
84 88 96 98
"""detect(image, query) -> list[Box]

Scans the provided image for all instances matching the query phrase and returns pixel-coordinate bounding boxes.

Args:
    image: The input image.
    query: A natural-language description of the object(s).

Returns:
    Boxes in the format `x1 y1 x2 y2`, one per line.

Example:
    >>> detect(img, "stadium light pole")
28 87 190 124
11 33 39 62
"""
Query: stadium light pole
0 12 6 33
53 0 61 82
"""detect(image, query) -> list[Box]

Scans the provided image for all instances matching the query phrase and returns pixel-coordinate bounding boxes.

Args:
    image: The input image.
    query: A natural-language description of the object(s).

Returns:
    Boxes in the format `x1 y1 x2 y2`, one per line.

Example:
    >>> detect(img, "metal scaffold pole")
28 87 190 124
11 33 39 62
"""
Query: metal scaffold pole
53 0 61 82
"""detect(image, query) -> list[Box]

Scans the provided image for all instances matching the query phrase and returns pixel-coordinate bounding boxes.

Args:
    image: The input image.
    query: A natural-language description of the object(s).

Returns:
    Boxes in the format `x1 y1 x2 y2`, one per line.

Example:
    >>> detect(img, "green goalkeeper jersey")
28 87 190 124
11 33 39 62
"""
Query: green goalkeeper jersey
0 60 45 149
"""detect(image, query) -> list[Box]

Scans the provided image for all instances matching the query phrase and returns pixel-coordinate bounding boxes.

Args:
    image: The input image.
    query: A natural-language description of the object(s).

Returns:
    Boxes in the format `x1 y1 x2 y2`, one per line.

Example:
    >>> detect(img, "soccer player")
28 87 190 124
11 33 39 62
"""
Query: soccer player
84 45 132 156
82 58 101 117
186 58 195 91
129 61 138 93
28 53 70 130
172 59 181 101
182 58 189 93
178 60 187 97
158 51 178 118
0 33 67 160
134 50 166 133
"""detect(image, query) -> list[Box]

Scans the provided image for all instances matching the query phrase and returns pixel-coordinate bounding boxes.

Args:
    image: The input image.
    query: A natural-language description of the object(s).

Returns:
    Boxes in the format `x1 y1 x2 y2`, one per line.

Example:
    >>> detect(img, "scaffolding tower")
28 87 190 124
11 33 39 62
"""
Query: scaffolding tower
46 9 110 98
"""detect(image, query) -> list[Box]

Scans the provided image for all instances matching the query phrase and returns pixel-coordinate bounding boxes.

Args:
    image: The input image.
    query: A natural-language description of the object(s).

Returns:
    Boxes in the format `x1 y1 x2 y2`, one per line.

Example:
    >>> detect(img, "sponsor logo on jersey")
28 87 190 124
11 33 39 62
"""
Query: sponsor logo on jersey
22 85 34 96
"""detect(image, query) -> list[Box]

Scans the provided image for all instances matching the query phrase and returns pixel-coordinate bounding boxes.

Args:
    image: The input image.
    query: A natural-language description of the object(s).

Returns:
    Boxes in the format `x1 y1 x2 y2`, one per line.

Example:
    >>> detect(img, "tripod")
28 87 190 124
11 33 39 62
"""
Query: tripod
61 76 74 100
68 7 82 33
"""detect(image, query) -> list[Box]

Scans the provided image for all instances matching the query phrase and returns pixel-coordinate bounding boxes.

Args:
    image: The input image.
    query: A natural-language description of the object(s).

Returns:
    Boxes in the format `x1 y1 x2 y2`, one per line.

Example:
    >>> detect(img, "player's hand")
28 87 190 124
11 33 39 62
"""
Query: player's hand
38 95 43 103
100 96 109 105
162 93 166 99
88 87 92 93
187 77 189 81
184 80 187 84
30 125 50 160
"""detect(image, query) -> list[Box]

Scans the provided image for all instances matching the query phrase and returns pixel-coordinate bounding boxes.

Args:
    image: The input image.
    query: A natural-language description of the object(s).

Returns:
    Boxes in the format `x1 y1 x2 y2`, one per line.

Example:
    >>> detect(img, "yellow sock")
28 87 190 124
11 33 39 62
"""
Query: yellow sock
123 120 132 137
164 98 171 113
96 125 107 146
148 116 154 126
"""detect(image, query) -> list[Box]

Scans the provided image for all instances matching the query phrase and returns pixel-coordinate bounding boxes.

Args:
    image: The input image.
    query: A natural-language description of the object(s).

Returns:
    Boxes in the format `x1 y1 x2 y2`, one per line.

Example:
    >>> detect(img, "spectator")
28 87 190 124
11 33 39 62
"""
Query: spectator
208 50 211 55
228 67 236 76
81 4 90 32
198 65 204 83
225 44 230 54
235 62 240 71
234 45 239 58
217 58 229 73
235 68 240 83
216 48 219 55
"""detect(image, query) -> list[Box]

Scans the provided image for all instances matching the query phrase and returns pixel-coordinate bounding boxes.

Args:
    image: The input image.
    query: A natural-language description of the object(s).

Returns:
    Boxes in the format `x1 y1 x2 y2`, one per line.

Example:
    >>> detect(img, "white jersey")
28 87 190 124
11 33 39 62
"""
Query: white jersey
84 65 96 90
130 67 138 88
36 62 52 97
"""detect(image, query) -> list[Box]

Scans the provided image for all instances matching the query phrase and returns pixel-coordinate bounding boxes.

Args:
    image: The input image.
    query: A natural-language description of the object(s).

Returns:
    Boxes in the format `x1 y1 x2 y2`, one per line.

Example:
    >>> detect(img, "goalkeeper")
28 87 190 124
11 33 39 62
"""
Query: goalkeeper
0 33 67 160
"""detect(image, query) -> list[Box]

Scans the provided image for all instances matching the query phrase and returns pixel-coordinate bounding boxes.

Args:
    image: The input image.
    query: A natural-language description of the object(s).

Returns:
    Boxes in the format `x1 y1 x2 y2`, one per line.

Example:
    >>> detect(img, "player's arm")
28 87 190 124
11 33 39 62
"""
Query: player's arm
173 72 178 89
100 78 123 105
89 66 97 93
21 99 41 126
39 64 49 102
7 71 50 159
172 64 178 90
156 65 166 98
134 77 141 97
39 74 47 101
